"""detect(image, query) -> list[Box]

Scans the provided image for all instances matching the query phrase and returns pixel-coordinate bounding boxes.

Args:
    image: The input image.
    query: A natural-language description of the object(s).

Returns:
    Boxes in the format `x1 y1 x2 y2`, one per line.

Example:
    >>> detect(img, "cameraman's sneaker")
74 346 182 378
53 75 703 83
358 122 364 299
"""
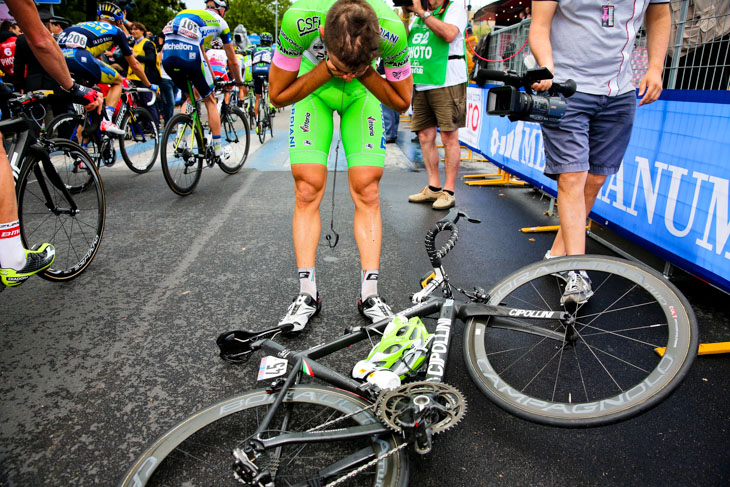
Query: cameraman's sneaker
1 243 55 288
100 120 125 135
278 293 321 335
561 271 593 305
408 186 441 203
358 295 394 323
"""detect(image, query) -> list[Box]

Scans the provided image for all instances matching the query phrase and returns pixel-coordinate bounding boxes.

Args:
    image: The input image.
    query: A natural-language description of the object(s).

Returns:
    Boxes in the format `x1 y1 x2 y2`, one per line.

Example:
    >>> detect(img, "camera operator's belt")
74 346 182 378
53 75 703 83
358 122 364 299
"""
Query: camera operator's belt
448 55 464 60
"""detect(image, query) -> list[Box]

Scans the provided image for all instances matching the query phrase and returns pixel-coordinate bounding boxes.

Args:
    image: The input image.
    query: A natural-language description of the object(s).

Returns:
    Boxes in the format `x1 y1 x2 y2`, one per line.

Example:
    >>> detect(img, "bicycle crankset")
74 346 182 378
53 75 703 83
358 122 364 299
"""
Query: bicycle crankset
374 381 466 454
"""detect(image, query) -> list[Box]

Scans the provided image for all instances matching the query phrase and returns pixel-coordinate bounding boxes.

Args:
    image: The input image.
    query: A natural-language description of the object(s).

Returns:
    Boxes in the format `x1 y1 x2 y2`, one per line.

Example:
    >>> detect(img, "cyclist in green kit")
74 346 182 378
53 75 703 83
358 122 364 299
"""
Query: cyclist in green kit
269 0 412 333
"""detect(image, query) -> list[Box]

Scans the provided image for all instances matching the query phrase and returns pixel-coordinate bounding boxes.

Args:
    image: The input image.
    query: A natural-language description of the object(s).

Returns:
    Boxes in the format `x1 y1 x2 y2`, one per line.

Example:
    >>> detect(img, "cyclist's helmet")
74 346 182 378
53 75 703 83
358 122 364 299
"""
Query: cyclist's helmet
211 38 223 49
97 2 124 22
352 316 433 380
260 32 273 46
206 0 228 11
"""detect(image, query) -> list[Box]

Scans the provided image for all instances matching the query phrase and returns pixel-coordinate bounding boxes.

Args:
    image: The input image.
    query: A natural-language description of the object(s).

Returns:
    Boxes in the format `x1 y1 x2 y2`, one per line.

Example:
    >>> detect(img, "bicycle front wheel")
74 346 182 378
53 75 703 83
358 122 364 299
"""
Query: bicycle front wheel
219 105 249 174
161 113 202 196
119 385 408 487
463 255 698 427
120 107 159 173
17 139 105 281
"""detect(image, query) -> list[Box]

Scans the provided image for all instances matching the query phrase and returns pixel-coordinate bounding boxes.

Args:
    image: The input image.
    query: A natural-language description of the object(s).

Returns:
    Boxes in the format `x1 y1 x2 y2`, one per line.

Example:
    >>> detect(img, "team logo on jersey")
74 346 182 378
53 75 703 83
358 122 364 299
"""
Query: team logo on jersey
289 107 296 147
367 116 376 137
300 112 312 133
296 17 320 36
379 28 399 45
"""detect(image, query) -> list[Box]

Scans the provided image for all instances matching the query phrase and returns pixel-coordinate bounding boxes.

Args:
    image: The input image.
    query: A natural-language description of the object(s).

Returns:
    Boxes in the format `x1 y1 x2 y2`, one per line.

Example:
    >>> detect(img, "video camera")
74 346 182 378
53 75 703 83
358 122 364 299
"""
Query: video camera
473 67 577 123
392 0 430 11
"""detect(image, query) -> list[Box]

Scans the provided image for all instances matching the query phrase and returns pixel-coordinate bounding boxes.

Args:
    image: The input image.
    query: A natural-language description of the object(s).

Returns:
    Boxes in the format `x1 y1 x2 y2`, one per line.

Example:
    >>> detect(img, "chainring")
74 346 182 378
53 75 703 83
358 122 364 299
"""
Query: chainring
374 381 466 435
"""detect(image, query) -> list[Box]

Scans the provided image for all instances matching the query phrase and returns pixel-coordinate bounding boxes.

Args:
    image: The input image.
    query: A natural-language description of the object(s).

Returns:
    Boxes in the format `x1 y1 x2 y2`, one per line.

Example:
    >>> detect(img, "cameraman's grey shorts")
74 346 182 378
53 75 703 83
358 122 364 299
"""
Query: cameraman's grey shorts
541 90 636 180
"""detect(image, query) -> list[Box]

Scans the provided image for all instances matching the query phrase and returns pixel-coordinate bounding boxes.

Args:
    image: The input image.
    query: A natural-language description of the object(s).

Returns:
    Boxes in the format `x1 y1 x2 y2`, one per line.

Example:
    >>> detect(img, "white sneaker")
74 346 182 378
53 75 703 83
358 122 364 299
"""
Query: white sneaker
100 120 125 135
358 295 394 323
561 271 594 305
278 293 321 334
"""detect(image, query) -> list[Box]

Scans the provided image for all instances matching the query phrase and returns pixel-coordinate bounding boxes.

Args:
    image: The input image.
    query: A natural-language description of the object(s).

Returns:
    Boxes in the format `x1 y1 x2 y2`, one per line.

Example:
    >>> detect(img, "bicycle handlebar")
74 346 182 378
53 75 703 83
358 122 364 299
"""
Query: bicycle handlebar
424 208 480 268
123 86 157 107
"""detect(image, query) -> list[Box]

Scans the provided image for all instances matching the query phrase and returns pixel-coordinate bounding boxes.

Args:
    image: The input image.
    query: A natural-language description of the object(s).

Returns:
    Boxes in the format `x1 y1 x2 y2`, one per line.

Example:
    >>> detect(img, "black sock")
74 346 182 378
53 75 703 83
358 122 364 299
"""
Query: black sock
443 189 454 196
428 185 442 193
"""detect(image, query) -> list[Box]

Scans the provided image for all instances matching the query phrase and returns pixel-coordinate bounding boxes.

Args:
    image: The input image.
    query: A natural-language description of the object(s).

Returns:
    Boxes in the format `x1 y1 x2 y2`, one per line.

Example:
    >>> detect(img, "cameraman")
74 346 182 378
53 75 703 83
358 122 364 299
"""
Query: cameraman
404 0 468 211
529 0 670 305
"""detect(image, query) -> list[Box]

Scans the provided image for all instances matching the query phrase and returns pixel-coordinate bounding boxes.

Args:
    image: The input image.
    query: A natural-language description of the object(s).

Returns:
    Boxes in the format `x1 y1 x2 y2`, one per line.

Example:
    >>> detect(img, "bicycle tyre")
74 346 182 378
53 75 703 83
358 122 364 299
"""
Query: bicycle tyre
46 113 99 192
119 385 409 487
120 107 159 174
256 101 266 144
265 91 274 138
463 255 698 427
17 139 105 281
218 105 249 174
160 113 202 196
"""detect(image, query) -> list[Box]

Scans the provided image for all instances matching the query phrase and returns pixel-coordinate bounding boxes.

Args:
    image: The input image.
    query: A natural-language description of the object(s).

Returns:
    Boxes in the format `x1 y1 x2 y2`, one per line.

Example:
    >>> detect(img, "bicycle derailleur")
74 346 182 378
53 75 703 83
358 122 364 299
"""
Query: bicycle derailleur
374 381 467 455
232 447 274 487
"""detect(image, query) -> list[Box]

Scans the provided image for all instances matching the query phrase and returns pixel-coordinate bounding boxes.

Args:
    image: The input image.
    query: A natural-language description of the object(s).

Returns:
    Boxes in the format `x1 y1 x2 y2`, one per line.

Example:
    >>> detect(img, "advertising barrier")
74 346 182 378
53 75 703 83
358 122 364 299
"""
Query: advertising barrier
459 84 730 294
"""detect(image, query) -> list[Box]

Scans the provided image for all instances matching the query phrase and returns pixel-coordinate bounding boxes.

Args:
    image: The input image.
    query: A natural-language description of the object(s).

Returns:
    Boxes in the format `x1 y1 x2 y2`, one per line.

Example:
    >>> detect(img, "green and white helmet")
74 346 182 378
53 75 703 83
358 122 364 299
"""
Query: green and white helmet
352 316 433 380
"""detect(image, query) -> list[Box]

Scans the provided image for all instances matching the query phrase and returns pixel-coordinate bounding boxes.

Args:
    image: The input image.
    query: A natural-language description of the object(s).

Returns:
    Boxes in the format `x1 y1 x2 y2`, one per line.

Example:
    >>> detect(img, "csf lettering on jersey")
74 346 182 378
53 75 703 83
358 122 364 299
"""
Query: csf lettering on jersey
296 16 320 36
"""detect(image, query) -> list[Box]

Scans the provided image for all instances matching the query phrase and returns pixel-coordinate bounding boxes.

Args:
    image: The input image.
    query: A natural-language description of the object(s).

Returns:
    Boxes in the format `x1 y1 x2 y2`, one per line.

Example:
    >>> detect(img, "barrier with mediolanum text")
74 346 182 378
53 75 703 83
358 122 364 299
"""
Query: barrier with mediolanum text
459 84 730 294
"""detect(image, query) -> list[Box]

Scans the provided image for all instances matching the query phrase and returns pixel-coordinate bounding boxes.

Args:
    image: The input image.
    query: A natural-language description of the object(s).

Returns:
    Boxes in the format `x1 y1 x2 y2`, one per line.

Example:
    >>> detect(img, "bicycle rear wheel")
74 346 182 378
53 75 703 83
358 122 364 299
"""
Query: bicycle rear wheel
119 385 408 486
218 105 249 174
161 113 203 196
463 255 698 427
46 113 100 190
120 107 159 173
17 139 105 281
256 101 266 144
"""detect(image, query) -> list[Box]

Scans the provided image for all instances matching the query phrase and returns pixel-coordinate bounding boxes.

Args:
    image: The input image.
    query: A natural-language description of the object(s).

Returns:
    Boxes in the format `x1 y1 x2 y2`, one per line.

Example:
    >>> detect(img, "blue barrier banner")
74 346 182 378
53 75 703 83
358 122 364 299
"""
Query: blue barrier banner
462 85 730 294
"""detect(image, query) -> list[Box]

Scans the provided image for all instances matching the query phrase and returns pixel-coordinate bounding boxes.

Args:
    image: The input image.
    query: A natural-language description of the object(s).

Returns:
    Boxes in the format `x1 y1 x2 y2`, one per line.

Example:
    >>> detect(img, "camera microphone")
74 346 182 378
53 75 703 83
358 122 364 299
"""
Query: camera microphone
552 79 577 97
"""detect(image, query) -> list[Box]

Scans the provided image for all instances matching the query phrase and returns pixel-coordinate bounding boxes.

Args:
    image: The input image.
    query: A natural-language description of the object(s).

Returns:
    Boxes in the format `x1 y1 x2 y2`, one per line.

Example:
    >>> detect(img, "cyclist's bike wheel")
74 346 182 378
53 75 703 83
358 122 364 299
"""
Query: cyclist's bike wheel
120 107 159 174
218 105 249 174
161 113 203 196
256 101 266 144
46 113 99 191
17 139 105 281
119 385 409 486
463 255 698 427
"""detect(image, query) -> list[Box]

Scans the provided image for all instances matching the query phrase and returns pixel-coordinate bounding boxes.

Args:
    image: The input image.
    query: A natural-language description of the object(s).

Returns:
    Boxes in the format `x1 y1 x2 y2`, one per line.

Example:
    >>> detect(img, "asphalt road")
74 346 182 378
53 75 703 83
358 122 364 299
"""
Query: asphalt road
2 107 729 486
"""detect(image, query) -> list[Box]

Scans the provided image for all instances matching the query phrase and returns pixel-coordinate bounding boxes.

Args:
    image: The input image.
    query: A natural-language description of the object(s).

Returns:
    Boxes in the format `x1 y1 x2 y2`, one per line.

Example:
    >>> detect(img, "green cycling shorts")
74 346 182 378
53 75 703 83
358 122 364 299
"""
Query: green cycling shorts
288 79 386 167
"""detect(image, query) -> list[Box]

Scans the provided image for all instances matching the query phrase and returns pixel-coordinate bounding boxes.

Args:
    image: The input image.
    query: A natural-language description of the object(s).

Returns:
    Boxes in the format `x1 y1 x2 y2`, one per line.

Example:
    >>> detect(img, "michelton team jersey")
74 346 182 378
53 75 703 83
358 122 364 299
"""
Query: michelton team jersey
57 21 133 58
162 9 232 50
273 0 410 84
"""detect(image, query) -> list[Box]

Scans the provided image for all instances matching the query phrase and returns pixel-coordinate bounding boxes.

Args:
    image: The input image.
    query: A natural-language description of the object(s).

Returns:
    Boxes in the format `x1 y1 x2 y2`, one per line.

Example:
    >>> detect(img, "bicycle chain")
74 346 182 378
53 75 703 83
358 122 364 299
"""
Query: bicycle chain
325 441 409 487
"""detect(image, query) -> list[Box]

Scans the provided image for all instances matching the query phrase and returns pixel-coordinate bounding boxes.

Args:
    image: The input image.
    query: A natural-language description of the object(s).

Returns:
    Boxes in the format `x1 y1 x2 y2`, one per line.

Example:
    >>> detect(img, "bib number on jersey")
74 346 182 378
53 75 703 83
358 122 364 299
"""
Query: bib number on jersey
64 32 88 49
178 18 200 40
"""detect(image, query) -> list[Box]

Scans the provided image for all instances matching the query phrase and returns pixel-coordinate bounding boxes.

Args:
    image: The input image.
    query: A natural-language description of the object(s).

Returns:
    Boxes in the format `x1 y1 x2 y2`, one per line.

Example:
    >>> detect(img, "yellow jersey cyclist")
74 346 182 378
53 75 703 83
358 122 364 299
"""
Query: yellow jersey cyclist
161 0 242 162
57 2 158 135
269 0 412 332
251 31 274 123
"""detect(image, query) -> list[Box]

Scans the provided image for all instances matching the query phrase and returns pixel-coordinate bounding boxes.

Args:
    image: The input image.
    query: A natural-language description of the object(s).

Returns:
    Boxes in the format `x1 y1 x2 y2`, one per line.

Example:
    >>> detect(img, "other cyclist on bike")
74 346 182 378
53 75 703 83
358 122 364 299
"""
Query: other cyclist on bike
57 2 158 135
1 0 101 289
161 0 242 162
251 31 274 126
269 0 412 331
206 38 233 107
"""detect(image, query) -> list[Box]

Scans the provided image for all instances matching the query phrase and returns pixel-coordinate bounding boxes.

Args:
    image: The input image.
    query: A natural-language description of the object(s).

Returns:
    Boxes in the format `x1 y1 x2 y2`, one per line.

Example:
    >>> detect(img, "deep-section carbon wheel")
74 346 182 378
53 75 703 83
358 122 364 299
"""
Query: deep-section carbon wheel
463 255 698 427
161 113 202 196
119 385 408 486
120 107 159 173
17 139 105 281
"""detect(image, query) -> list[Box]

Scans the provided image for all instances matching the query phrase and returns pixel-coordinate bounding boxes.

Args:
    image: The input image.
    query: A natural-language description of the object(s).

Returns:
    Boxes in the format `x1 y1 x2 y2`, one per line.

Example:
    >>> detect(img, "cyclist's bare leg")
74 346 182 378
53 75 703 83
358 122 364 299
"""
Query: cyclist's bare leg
0 138 17 223
291 164 327 268
105 82 123 112
254 93 261 117
348 166 383 270
204 92 220 136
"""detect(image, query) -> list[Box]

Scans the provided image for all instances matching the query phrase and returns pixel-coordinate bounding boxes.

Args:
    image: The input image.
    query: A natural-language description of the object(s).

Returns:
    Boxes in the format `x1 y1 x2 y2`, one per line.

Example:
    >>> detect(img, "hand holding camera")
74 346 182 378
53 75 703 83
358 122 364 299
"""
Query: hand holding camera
474 67 577 123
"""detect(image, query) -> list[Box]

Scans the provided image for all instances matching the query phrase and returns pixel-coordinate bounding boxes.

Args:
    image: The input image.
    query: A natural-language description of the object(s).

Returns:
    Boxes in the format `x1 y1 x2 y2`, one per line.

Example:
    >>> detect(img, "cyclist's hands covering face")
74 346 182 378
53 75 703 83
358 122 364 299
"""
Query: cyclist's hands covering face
325 54 370 83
